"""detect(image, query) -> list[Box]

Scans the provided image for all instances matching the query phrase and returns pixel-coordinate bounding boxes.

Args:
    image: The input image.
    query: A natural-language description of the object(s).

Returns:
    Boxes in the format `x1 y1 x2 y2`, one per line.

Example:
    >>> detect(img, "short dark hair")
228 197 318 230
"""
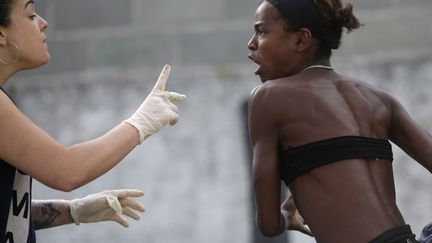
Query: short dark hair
0 0 15 27
273 0 362 58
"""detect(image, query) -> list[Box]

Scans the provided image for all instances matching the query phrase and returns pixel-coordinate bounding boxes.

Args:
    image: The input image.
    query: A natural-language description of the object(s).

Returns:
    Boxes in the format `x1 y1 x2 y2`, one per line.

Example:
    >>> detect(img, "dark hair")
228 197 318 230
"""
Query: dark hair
312 0 362 58
0 0 14 27
275 0 362 58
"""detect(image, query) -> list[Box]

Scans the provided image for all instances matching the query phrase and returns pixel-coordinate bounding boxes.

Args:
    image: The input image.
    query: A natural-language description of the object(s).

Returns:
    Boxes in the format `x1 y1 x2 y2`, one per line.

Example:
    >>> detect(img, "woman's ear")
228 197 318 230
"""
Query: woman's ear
294 28 313 52
0 30 8 46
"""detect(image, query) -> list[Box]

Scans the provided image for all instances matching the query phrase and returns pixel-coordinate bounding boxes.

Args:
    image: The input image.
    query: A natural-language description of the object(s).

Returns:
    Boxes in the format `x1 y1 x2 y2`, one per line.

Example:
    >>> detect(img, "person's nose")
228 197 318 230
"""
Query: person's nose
248 34 257 51
38 15 48 31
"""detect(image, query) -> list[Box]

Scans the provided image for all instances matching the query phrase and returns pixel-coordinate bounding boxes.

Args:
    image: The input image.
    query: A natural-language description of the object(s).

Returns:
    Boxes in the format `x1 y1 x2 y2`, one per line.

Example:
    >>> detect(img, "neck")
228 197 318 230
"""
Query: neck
0 65 19 86
300 59 331 70
289 59 331 75
302 64 333 72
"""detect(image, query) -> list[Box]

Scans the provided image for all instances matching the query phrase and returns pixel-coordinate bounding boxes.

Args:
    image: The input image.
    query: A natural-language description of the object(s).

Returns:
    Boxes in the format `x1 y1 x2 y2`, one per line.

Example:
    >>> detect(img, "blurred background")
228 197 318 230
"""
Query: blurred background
4 0 432 242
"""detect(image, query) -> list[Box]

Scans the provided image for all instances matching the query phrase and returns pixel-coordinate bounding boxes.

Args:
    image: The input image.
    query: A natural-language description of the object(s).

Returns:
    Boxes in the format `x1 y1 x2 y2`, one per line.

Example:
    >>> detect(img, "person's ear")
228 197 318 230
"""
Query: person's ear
0 30 8 46
294 28 312 52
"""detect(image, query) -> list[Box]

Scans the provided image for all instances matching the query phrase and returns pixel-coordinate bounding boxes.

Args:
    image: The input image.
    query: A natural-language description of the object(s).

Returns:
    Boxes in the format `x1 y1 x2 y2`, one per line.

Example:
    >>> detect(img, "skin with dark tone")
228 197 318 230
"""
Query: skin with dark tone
247 1 432 243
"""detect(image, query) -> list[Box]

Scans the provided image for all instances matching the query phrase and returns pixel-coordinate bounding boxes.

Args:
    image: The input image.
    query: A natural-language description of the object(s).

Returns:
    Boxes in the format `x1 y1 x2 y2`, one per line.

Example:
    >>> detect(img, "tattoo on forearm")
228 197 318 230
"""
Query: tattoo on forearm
33 202 61 230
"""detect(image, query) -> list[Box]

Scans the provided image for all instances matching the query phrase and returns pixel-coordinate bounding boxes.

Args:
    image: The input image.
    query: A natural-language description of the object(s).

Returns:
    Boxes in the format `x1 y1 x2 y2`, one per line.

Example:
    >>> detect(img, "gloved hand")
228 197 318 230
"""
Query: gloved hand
125 64 186 144
69 189 145 228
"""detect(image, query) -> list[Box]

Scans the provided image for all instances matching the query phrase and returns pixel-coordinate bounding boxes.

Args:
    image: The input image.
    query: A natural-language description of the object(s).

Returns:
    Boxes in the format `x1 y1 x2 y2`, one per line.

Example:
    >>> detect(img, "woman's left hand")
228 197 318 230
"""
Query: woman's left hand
69 189 145 227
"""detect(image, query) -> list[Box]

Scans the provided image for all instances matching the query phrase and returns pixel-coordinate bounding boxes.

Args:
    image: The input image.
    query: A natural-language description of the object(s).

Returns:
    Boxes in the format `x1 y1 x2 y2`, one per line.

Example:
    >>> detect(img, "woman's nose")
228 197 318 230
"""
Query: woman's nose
39 15 48 31
248 35 257 51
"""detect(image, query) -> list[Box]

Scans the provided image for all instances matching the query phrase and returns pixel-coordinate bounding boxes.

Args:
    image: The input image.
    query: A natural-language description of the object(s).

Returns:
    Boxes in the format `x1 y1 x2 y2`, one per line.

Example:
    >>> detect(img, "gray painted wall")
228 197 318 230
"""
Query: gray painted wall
4 0 432 242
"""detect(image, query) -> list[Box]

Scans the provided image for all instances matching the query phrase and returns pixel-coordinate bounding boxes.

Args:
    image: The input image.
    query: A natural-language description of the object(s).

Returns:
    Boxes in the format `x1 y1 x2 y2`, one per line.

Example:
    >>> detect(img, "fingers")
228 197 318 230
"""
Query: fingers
168 110 179 126
105 190 144 217
163 91 186 102
111 207 144 228
119 198 145 212
161 92 183 126
151 64 186 102
111 197 145 227
122 207 141 221
299 225 314 237
167 101 179 114
155 94 181 126
152 64 171 92
111 213 129 228
109 189 144 199
106 195 123 214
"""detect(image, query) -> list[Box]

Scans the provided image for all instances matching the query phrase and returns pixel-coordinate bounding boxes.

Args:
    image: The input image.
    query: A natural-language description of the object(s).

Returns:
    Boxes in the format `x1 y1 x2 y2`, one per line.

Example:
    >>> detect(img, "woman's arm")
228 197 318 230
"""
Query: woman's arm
0 66 185 191
388 96 432 173
0 92 136 191
33 189 144 230
248 86 285 237
32 200 73 230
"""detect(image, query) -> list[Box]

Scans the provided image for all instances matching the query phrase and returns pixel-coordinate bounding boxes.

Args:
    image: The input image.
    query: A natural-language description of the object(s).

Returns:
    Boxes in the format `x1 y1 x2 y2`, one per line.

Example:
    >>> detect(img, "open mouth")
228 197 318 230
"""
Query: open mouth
248 54 262 75
248 54 259 64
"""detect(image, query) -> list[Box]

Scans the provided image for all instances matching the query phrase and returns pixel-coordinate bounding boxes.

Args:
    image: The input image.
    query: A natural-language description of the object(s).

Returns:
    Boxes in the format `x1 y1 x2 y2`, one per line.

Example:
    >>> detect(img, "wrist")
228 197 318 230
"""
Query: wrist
69 198 81 225
123 120 148 144
63 199 75 225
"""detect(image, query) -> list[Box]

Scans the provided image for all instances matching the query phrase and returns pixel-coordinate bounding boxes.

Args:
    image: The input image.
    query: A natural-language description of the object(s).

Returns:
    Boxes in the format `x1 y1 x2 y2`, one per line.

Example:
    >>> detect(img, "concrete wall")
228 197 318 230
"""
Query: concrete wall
14 0 432 76
4 0 432 242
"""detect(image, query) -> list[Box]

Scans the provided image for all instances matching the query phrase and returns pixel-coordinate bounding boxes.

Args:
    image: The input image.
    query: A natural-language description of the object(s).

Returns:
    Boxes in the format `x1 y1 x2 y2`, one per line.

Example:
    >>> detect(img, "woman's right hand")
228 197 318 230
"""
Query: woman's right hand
281 196 314 237
125 64 186 144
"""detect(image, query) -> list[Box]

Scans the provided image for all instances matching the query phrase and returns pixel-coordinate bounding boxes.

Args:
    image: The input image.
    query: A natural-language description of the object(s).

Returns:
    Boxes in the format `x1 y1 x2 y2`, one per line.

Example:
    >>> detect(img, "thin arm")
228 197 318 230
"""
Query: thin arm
32 200 73 230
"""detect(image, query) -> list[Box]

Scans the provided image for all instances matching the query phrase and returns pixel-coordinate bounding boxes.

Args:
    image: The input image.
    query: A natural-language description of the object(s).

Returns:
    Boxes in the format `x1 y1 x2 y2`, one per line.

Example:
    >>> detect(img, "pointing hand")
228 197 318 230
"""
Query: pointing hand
125 64 186 143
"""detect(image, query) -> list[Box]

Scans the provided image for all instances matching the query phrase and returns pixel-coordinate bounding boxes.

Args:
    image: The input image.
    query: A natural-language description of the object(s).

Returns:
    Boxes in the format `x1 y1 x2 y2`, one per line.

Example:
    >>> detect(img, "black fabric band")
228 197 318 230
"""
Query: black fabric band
369 225 418 243
266 0 322 39
280 136 393 185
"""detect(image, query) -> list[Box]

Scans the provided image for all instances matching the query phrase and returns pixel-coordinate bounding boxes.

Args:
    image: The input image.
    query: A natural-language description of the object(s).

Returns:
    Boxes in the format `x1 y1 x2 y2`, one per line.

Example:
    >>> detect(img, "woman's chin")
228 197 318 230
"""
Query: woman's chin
23 58 50 70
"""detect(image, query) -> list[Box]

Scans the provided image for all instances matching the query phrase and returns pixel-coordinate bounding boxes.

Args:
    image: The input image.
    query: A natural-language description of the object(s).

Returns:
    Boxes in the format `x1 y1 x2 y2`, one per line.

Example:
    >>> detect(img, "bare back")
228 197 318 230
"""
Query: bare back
250 70 405 243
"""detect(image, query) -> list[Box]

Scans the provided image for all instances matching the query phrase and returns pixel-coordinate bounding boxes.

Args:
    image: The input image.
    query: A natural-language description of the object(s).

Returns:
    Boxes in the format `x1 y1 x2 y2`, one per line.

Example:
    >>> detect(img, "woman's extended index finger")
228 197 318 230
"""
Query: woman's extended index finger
152 64 171 92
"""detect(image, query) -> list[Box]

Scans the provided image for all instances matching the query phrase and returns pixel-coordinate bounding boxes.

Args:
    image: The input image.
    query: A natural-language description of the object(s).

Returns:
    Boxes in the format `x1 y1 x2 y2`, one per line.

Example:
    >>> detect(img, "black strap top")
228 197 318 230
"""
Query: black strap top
279 136 393 185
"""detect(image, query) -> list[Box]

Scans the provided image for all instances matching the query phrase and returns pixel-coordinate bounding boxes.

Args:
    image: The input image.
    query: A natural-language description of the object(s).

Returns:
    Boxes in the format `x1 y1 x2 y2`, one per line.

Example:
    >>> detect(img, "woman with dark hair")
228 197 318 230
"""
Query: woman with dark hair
0 0 185 242
247 0 430 242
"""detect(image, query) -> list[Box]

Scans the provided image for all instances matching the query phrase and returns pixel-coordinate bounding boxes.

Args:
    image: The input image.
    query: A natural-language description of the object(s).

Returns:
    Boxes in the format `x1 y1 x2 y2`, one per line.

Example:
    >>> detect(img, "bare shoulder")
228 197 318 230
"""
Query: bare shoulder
337 74 396 103
248 82 274 106
248 81 288 124
0 89 28 143
0 89 20 116
249 80 289 107
248 83 269 118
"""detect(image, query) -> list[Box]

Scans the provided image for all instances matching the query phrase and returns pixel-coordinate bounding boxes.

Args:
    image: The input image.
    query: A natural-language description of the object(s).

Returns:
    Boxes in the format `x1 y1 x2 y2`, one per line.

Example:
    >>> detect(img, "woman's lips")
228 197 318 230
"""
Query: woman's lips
248 54 262 75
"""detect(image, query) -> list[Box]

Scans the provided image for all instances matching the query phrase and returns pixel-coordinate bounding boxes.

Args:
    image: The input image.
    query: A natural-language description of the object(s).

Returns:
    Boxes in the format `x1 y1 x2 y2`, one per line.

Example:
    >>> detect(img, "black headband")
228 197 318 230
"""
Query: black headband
267 0 322 40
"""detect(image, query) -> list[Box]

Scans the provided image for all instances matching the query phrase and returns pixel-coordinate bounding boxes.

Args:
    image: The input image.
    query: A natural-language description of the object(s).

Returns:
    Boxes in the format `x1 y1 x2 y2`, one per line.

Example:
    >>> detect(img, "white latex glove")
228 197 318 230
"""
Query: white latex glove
125 64 186 144
69 189 145 228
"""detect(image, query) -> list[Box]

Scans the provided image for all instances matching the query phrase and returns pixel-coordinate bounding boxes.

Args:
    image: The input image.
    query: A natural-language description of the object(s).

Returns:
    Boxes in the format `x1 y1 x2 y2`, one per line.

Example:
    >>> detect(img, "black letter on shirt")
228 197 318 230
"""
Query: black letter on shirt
1 232 14 243
12 190 29 219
